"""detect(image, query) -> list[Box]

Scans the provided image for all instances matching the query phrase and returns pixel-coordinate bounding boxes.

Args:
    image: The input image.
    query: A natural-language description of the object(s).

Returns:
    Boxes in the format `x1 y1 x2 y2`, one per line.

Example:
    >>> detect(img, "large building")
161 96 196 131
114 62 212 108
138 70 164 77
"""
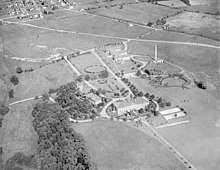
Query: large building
114 98 149 115
86 93 102 106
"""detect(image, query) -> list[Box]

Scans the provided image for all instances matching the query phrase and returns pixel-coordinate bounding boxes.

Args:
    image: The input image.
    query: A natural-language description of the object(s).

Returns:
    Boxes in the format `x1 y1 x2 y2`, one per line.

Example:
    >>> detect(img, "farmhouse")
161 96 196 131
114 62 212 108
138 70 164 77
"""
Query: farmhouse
86 93 102 105
114 98 149 115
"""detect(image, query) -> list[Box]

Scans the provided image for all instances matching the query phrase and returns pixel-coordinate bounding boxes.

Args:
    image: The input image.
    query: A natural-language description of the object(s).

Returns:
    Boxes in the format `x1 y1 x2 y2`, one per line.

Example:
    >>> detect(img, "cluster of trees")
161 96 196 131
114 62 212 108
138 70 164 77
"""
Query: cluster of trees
16 67 34 74
156 97 171 108
0 103 9 128
121 78 144 97
10 75 19 86
180 0 190 6
31 101 94 170
98 70 109 79
9 89 14 98
54 82 95 120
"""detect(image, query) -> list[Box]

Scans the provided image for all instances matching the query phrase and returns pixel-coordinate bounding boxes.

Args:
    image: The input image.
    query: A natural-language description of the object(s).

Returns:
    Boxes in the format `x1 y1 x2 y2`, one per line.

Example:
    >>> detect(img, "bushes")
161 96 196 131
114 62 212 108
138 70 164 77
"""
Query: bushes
0 103 9 116
9 89 14 98
16 67 23 74
10 75 19 86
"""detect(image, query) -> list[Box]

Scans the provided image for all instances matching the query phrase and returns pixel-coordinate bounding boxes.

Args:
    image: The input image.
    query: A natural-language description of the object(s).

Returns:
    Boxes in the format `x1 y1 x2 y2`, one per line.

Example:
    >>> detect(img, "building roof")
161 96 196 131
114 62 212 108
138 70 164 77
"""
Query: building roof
115 97 148 109
160 107 181 115
86 93 102 102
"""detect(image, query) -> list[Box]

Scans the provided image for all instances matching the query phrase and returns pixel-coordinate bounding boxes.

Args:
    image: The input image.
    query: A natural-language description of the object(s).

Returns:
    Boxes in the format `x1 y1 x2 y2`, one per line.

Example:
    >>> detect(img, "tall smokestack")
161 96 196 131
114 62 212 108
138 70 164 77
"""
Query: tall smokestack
155 45 157 60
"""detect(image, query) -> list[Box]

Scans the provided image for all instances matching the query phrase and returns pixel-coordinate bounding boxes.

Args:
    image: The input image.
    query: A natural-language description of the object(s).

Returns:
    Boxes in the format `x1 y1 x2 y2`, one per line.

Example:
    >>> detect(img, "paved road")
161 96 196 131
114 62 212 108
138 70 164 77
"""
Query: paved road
142 118 197 170
63 55 98 91
3 20 219 49
92 49 133 96
9 96 41 106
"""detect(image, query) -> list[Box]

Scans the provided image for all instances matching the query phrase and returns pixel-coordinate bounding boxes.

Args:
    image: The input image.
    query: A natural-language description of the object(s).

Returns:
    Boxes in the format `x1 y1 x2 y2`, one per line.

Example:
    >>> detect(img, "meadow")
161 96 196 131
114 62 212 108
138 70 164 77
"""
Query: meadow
72 119 186 170
94 2 181 24
0 100 38 162
166 12 220 41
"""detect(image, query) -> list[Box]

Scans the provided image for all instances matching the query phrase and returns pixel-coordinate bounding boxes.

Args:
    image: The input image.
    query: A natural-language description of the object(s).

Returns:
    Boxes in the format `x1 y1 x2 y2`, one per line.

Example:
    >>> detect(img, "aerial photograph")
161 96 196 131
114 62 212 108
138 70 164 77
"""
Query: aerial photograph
0 0 219 169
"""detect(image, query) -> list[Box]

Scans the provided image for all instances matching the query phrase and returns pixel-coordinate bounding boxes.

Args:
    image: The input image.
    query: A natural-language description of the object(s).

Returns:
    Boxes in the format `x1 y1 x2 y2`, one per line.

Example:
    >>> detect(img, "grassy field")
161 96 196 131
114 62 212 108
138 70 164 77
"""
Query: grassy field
127 41 220 98
128 76 220 169
70 53 103 75
166 12 220 41
0 55 48 104
12 61 74 101
28 10 151 39
94 2 181 24
181 2 220 15
143 62 181 74
2 23 123 59
0 78 7 103
141 30 220 46
188 0 219 5
157 0 187 7
90 77 123 97
72 119 186 170
0 100 38 162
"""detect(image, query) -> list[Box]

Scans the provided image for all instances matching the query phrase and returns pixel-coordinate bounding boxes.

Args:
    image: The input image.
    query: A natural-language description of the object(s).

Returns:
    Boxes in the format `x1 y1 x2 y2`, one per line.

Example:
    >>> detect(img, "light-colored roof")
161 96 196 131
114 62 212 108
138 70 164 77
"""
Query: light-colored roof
163 111 185 120
160 108 181 115
86 93 101 102
115 98 148 109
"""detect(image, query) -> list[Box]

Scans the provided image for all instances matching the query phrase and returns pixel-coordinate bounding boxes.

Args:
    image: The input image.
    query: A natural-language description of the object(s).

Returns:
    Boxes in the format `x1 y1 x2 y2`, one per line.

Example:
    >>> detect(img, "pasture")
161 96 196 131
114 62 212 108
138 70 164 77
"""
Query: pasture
181 2 220 15
12 61 74 101
157 0 187 7
128 76 220 169
1 23 122 59
94 2 181 24
142 30 220 46
72 119 186 170
166 12 220 41
0 100 38 162
29 9 151 39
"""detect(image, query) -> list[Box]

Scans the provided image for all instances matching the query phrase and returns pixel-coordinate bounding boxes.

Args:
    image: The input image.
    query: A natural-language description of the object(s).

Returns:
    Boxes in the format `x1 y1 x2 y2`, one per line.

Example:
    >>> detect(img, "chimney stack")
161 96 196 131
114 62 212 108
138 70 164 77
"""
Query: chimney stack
155 45 157 60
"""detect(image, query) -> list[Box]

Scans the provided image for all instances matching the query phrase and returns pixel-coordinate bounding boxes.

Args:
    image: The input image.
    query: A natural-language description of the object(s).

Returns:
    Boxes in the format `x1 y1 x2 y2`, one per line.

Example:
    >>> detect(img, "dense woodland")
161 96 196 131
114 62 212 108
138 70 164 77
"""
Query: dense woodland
4 82 96 170
54 82 96 120
5 101 95 170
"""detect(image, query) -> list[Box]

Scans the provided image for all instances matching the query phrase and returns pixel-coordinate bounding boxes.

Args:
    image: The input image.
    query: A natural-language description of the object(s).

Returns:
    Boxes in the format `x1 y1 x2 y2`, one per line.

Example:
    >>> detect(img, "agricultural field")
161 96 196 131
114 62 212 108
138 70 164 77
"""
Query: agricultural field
166 12 220 41
0 55 48 104
1 23 122 59
128 41 220 98
12 61 74 101
0 100 38 162
141 30 220 46
181 1 220 15
94 2 181 24
157 0 187 7
72 119 186 170
28 9 151 39
188 0 219 5
0 79 7 103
